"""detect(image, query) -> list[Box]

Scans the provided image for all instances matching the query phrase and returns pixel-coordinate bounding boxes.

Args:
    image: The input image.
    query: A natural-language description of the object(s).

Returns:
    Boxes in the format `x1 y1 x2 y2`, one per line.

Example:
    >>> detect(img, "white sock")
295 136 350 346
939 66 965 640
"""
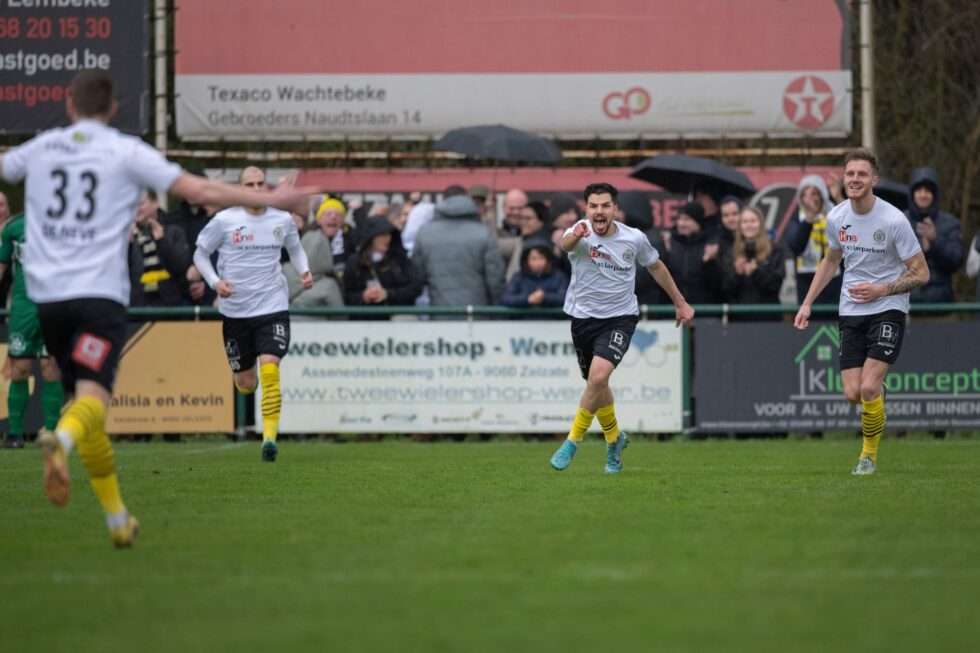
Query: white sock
56 431 75 454
105 510 129 529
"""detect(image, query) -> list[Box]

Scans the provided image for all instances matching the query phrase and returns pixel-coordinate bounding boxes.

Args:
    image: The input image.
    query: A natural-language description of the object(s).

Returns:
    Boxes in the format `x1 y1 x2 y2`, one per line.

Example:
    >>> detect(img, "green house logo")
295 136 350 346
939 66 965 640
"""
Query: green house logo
792 325 843 399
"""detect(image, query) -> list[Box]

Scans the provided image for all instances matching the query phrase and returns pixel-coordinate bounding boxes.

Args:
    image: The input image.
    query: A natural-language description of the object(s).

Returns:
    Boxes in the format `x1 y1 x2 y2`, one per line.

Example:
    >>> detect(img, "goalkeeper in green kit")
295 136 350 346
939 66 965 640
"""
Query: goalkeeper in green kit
1 212 64 449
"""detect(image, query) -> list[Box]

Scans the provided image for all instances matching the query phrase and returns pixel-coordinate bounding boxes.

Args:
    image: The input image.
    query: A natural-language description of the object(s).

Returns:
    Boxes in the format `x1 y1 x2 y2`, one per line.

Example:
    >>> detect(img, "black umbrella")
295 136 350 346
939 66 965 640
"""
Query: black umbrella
434 124 561 164
873 178 909 211
630 154 755 198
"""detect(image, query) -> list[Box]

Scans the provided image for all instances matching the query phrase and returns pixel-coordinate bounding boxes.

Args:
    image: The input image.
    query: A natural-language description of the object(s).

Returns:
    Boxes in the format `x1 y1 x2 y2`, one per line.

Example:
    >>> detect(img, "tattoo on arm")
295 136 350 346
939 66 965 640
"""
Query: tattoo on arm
886 261 927 296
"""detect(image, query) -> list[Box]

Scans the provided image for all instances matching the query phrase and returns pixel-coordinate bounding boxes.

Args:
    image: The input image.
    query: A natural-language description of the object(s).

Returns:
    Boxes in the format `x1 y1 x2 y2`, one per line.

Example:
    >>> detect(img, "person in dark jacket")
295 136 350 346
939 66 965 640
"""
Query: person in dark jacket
165 196 219 306
343 217 421 317
694 186 723 243
721 206 786 320
905 167 963 303
618 191 664 306
716 195 741 261
129 190 192 307
657 202 721 305
501 240 568 310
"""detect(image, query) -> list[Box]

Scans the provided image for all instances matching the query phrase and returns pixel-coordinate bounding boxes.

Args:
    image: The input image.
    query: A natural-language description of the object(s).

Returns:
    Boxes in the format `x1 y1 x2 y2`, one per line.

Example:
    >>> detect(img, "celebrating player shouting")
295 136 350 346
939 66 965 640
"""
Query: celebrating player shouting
550 183 694 474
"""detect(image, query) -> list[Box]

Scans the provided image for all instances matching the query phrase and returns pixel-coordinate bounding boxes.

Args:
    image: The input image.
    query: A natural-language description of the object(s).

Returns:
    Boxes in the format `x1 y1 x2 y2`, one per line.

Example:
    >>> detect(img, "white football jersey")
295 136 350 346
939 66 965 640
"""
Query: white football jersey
826 197 921 316
563 220 660 319
0 119 182 306
195 207 304 318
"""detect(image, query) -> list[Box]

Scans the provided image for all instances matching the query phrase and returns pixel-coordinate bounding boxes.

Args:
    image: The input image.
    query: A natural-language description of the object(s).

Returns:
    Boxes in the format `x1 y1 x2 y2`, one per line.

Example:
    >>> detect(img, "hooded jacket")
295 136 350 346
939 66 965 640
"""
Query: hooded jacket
343 217 422 311
784 174 842 306
501 241 568 308
412 195 505 306
905 167 963 303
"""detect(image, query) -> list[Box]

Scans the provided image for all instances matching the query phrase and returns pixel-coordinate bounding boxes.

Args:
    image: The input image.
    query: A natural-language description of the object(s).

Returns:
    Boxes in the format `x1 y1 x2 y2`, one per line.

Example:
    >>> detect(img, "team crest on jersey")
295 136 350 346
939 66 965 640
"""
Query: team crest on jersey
273 226 284 242
8 333 26 355
231 226 255 245
623 249 635 262
838 225 858 243
873 229 886 242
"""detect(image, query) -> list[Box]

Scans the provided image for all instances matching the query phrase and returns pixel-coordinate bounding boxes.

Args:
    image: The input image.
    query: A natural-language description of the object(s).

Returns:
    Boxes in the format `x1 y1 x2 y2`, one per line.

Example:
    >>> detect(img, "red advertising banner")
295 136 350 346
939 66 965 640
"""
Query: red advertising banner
175 0 851 139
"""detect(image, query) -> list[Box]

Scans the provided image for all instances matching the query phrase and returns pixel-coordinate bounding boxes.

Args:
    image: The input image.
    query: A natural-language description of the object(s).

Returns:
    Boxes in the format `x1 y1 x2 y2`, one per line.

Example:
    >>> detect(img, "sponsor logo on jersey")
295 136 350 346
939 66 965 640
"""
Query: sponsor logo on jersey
838 224 858 243
231 226 255 245
589 244 612 262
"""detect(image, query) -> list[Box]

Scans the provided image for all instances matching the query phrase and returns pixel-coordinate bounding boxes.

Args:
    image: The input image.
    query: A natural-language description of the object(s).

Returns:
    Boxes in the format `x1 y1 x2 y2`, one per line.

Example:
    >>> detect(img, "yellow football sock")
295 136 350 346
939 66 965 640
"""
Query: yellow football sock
259 363 281 443
567 407 594 443
56 396 102 447
596 403 620 444
64 397 126 515
860 394 886 462
89 472 126 516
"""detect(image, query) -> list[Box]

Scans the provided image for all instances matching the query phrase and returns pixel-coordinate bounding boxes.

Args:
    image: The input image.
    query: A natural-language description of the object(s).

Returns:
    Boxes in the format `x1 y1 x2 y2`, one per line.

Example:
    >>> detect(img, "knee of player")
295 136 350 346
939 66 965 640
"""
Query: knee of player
586 366 614 388
8 360 32 381
859 383 882 403
40 358 61 381
234 373 258 393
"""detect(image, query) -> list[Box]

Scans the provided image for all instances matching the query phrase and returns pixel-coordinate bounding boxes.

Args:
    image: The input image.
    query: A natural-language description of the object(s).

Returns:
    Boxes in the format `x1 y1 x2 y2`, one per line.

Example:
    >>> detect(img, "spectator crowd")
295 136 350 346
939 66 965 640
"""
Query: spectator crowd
4 164 973 316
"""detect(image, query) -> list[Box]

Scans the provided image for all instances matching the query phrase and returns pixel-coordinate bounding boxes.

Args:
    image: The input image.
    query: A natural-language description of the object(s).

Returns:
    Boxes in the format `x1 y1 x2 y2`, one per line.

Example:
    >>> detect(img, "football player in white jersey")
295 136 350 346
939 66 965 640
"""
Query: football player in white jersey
794 149 929 475
193 167 312 463
0 71 317 547
550 183 694 474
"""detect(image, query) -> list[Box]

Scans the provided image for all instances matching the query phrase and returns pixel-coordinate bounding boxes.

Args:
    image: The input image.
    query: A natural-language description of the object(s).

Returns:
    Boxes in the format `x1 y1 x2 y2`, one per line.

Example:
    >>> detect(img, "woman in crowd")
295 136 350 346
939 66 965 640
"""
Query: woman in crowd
721 206 786 320
343 216 422 318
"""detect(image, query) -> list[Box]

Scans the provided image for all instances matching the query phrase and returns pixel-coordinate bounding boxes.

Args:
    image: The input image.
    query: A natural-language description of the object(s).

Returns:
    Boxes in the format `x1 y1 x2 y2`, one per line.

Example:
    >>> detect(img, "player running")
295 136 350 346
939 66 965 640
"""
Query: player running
794 149 929 475
550 183 694 474
0 70 316 547
192 166 313 463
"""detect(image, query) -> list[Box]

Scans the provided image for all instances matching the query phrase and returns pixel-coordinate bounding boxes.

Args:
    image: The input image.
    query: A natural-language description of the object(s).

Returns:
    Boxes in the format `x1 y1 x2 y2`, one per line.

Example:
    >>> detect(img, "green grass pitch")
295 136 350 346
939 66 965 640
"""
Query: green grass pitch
2 438 978 652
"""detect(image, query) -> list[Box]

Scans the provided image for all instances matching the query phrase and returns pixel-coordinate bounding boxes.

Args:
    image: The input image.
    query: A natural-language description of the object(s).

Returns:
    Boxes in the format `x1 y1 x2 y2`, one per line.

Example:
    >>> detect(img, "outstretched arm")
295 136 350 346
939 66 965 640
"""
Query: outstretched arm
169 173 315 215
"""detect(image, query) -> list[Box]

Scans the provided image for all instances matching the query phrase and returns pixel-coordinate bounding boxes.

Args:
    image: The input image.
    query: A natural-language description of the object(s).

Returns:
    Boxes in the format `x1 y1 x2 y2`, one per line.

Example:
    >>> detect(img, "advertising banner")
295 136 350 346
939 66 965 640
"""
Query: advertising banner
274 321 683 433
107 322 233 434
694 321 980 432
0 0 149 134
175 0 850 139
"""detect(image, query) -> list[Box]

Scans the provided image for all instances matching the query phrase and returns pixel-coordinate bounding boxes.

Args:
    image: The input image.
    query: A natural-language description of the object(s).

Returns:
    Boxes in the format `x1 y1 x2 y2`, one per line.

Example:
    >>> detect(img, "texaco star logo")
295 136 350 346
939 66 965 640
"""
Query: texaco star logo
783 76 835 130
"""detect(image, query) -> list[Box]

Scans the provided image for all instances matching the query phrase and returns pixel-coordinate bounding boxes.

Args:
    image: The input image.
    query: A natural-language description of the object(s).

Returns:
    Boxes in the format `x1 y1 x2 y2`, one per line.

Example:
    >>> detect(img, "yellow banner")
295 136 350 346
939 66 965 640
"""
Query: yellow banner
107 322 233 434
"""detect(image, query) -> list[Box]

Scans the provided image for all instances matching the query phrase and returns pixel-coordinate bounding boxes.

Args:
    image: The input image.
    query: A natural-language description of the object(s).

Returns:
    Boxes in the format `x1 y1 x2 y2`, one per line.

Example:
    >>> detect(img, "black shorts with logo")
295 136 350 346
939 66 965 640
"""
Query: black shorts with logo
569 315 639 380
838 309 906 370
37 298 128 395
222 311 291 372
